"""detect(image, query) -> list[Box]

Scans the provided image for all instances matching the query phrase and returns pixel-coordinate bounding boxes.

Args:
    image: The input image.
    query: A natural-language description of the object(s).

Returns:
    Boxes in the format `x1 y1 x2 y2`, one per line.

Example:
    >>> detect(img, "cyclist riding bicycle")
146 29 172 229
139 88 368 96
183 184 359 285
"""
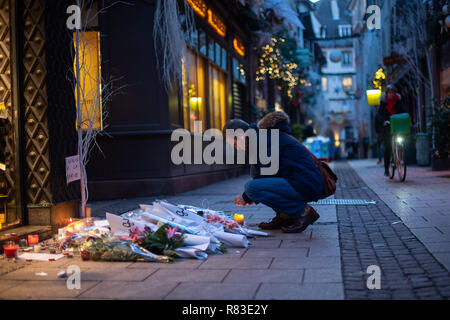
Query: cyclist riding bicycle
375 84 405 176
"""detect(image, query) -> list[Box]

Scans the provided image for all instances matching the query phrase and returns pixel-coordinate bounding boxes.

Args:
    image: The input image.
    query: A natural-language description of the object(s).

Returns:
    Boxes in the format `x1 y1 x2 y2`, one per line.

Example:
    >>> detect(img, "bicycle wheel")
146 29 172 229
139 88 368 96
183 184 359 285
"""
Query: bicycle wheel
389 139 396 179
396 143 407 182
389 156 396 179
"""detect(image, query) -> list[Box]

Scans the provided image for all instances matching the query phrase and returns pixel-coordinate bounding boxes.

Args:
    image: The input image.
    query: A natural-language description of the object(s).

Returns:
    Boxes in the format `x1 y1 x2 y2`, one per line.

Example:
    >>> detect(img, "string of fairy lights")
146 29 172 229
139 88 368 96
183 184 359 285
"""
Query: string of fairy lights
255 38 300 98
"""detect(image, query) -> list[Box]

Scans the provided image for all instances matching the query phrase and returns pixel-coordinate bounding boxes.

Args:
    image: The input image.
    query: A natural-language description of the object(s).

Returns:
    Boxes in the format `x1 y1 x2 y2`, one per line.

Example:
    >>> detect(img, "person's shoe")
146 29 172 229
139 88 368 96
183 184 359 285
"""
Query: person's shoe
281 206 320 234
376 160 382 165
384 170 390 176
258 213 293 230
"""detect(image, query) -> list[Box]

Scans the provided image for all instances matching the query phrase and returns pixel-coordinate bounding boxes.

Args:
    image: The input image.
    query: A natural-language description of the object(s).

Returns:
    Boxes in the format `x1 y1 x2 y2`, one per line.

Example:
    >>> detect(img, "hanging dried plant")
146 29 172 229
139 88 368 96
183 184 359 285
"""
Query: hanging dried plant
153 0 195 89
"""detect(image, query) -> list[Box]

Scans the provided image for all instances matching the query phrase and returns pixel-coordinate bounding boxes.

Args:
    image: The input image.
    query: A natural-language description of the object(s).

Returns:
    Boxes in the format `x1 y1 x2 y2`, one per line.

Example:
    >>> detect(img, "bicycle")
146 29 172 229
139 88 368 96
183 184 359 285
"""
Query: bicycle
389 132 407 182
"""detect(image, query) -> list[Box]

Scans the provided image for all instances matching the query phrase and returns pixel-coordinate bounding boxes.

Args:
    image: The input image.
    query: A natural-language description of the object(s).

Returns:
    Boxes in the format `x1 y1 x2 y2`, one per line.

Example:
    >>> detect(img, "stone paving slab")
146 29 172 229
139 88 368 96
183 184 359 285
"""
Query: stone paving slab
270 257 341 270
165 283 260 300
0 280 100 299
255 283 344 300
223 269 304 284
78 279 180 300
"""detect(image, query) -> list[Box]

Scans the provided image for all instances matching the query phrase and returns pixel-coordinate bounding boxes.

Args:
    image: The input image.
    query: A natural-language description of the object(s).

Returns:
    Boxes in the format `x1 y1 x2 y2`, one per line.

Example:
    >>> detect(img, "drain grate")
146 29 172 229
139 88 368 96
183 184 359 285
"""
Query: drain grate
309 199 377 206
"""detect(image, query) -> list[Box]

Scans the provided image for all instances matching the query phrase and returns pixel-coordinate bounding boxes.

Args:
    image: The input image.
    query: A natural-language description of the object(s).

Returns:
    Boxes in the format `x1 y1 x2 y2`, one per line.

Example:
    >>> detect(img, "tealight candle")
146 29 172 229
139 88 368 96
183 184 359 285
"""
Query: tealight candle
234 214 245 226
3 243 18 259
28 234 39 245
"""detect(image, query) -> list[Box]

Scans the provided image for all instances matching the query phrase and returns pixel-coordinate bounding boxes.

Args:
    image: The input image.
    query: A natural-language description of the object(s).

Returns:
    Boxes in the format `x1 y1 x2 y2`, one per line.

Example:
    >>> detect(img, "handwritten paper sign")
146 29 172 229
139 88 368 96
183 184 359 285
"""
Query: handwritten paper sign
66 155 81 184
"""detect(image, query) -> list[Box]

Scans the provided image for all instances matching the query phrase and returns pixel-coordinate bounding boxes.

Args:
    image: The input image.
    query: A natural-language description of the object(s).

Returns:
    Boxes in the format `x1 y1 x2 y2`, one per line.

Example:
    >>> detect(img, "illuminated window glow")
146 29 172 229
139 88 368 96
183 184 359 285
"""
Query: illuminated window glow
342 77 353 91
208 9 226 37
182 49 206 132
73 31 103 131
233 37 245 57
186 0 207 18
322 77 328 91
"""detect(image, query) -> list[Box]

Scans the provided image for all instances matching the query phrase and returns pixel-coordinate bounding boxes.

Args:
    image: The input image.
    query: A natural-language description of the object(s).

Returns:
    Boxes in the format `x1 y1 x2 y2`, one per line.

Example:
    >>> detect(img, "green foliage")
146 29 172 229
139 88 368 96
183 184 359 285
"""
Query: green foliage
291 123 305 142
81 238 140 262
140 224 185 258
433 97 450 158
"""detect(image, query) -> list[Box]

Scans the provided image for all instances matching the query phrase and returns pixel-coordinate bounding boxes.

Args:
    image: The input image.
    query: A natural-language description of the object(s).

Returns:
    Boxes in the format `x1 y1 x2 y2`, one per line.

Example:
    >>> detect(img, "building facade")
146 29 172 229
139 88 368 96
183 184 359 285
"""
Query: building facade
0 0 255 233
312 0 359 159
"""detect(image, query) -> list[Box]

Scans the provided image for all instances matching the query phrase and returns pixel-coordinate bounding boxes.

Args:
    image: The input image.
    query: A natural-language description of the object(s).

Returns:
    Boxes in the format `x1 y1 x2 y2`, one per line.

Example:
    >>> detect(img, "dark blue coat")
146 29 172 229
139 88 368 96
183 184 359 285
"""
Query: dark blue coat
242 122 324 203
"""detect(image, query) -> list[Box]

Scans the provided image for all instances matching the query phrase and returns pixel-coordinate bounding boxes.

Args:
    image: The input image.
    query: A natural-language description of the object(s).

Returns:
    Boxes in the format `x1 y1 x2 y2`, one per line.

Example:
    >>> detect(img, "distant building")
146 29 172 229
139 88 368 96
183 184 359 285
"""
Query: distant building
312 0 358 159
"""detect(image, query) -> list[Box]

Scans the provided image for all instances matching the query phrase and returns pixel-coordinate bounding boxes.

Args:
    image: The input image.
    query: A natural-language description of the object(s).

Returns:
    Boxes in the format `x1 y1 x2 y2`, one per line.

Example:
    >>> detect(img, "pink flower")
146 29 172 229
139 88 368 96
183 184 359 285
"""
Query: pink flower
167 226 179 239
129 227 145 242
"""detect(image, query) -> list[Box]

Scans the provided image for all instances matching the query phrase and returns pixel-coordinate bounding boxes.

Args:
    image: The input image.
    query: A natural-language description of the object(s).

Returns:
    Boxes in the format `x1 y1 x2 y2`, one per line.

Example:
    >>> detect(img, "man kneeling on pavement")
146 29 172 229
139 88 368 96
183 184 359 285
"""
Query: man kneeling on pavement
223 111 323 233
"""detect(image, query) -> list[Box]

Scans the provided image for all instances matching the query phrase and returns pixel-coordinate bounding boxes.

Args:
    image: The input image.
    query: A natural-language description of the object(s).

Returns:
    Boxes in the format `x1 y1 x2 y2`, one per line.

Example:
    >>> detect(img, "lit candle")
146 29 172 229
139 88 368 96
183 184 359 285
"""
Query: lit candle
3 243 18 259
28 234 39 245
234 214 245 226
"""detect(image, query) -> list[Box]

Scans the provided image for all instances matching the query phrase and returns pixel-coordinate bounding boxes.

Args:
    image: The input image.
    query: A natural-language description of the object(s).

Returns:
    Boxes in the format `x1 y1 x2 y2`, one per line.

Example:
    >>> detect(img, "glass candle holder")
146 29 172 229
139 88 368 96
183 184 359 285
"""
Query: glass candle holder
3 241 19 259
28 234 39 245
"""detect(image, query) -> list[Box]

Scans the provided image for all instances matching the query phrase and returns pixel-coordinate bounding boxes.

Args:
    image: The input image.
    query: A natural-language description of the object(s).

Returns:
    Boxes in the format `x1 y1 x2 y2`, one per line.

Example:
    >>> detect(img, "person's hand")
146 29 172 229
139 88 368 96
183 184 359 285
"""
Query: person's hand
234 195 253 207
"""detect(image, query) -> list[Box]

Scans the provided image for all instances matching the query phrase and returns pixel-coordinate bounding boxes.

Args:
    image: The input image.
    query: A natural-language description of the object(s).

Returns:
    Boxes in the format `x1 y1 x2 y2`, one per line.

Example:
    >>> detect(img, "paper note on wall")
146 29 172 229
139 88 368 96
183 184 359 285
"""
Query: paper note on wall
66 155 81 184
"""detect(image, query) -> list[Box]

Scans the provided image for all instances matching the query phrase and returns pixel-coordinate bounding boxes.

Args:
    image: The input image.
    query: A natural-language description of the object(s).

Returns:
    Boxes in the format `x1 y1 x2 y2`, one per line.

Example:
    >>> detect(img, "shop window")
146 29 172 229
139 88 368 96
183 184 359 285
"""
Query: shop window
182 49 206 132
233 58 246 84
208 39 215 62
215 42 221 66
199 30 207 55
209 64 228 130
73 31 103 131
221 47 227 71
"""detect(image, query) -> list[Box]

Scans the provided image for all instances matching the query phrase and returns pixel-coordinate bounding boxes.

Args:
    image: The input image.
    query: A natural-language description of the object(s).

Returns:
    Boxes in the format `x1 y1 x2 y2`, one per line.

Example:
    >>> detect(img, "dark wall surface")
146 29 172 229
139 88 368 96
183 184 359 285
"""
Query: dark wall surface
88 0 173 181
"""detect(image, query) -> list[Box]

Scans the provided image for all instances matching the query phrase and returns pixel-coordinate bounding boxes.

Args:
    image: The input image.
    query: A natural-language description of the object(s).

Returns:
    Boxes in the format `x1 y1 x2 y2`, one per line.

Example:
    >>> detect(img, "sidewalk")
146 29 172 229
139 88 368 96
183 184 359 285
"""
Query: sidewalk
0 174 344 300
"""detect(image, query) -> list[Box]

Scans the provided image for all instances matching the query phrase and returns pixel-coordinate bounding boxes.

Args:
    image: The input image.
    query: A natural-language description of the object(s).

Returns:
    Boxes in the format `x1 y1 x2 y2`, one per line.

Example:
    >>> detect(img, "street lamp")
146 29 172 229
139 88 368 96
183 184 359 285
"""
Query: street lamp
366 89 382 106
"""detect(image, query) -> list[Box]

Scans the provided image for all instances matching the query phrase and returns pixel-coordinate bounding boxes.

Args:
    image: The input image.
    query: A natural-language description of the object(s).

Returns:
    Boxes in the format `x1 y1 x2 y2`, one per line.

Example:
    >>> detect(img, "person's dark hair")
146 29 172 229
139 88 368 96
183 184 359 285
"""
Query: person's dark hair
222 119 250 136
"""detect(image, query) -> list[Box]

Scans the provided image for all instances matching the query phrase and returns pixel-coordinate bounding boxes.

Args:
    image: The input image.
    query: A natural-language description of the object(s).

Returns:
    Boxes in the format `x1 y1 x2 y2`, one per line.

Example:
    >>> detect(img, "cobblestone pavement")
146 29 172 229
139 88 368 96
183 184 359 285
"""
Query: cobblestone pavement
349 160 450 271
335 161 450 300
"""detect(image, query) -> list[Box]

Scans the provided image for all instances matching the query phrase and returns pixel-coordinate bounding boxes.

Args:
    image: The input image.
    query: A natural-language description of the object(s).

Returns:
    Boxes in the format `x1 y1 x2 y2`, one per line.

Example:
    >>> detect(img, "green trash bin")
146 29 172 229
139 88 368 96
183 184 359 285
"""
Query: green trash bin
390 113 411 135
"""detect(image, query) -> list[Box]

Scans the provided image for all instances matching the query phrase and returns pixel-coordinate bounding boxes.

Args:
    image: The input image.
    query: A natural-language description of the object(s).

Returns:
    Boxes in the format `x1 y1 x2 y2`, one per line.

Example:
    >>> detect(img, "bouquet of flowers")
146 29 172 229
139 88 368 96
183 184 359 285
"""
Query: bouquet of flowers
58 218 110 250
80 237 171 263
131 224 185 260
204 213 242 232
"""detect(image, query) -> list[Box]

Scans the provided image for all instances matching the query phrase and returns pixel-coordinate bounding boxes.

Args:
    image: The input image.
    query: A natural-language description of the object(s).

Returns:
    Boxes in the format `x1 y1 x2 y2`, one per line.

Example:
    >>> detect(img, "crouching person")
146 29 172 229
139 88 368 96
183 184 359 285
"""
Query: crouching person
223 112 323 233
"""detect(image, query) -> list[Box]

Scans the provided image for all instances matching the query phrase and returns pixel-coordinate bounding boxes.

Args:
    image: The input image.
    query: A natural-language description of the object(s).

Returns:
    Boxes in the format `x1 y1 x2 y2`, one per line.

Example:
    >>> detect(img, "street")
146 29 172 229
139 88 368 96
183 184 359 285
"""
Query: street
1 160 449 300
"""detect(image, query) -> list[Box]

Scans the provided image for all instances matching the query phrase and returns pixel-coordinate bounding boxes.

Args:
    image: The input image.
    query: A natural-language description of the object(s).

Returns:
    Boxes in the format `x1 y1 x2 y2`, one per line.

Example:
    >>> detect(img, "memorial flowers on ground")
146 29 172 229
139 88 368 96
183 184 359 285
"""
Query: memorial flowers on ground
44 200 270 264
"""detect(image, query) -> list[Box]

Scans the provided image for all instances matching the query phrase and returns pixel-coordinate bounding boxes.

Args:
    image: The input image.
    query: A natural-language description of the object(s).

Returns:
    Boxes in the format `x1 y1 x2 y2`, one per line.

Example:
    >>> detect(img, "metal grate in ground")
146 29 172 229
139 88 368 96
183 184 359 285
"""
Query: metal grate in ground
310 199 377 206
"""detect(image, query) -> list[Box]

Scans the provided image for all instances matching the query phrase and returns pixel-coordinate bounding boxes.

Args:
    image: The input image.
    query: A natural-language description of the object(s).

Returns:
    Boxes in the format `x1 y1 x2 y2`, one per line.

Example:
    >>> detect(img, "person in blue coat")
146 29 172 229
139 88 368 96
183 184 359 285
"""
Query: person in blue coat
223 111 323 233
